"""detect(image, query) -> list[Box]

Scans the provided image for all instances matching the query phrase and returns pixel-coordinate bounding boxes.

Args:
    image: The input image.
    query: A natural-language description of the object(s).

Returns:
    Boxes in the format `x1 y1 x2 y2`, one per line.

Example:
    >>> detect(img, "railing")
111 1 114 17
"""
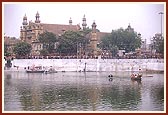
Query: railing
9 55 164 60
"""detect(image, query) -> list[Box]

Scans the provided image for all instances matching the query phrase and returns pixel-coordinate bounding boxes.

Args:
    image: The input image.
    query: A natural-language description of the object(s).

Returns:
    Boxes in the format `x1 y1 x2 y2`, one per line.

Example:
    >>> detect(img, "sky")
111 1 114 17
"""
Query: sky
3 2 165 43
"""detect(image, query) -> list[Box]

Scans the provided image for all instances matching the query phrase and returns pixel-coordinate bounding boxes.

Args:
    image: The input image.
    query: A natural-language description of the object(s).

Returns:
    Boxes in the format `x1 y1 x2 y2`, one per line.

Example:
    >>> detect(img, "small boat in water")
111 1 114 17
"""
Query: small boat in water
26 70 45 73
44 66 57 74
130 73 142 80
44 69 57 74
26 65 45 73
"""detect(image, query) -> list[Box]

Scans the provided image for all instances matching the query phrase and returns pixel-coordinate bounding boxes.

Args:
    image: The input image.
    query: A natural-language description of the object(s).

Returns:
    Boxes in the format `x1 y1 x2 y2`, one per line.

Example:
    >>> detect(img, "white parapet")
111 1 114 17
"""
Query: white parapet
4 58 164 72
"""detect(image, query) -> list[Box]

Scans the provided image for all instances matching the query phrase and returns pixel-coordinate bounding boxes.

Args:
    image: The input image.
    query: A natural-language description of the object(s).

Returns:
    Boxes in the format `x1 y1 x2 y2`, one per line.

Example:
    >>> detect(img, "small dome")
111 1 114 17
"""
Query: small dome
36 11 39 16
23 14 27 20
69 17 72 23
128 23 131 28
82 14 86 21
35 11 40 23
35 11 40 19
92 21 97 28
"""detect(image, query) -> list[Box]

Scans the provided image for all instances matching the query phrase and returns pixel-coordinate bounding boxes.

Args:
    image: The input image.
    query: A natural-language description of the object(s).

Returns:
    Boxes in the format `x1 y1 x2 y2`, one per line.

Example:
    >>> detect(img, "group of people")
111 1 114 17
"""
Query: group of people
131 69 142 78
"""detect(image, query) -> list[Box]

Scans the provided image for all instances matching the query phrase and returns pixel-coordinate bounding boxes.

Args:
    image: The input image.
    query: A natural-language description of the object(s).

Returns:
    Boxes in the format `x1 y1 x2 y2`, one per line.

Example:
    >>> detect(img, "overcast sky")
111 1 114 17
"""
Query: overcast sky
3 2 165 43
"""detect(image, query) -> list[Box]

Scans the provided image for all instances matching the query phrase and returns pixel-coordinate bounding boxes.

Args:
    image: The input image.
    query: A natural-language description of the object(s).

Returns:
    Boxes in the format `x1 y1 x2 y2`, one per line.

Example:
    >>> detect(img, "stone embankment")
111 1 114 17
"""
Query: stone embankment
3 58 164 72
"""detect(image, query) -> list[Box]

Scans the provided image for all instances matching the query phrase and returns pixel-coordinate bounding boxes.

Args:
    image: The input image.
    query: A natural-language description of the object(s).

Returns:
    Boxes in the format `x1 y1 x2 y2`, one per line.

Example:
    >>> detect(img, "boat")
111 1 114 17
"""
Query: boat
26 70 45 73
26 65 45 73
130 73 142 80
44 67 57 74
44 69 57 74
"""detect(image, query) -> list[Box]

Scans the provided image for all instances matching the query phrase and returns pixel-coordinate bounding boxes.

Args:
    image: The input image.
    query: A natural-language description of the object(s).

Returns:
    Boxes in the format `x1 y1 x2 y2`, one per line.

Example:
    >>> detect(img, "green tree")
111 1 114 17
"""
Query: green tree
57 30 89 55
100 28 141 56
82 27 92 35
158 39 164 54
4 44 11 57
38 31 58 54
151 34 164 55
39 49 49 56
81 27 99 35
13 42 32 58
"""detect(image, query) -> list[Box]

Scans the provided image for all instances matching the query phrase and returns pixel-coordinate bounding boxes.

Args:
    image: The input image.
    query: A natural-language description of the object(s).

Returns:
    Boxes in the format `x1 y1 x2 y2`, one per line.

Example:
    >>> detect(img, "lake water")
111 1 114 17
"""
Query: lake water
3 71 164 112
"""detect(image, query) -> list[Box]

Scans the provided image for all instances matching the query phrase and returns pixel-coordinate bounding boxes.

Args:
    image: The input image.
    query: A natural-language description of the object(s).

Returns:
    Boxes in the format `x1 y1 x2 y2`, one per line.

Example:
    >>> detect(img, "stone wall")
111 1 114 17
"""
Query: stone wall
4 58 164 72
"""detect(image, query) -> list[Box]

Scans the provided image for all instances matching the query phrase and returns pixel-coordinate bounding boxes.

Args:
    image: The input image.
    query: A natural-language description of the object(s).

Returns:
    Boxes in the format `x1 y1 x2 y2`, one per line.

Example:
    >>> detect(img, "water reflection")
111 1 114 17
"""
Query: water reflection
4 71 164 111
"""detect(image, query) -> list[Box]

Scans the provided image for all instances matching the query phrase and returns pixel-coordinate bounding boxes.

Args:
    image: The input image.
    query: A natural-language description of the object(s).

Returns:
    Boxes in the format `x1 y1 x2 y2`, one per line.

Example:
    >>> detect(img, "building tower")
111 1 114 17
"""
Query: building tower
22 14 28 26
20 14 28 41
90 21 98 56
82 14 87 30
35 11 40 23
34 12 43 41
126 23 134 32
69 17 72 25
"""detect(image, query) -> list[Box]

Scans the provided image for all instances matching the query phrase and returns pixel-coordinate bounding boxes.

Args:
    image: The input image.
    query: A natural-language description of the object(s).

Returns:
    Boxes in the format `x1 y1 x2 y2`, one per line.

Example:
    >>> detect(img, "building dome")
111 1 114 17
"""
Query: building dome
82 14 86 21
82 14 87 29
22 14 28 25
36 11 40 17
23 14 27 20
35 11 40 23
92 21 97 28
69 17 72 25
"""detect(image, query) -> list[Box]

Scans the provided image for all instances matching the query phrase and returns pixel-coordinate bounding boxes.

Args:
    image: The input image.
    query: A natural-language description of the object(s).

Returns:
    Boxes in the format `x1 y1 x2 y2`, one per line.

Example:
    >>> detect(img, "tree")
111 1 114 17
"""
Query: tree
13 42 32 58
57 30 89 55
82 27 92 35
38 31 58 54
4 44 11 57
39 49 49 56
151 34 164 55
100 28 141 57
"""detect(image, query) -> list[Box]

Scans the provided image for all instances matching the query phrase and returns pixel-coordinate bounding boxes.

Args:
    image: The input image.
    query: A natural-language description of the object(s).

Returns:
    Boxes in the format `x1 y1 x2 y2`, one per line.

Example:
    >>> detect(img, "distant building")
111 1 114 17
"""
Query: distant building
5 12 142 59
20 12 110 56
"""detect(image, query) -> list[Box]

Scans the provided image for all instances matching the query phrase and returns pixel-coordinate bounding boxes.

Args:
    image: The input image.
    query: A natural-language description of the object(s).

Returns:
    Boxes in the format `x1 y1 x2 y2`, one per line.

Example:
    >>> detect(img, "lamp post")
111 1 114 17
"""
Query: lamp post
158 12 164 37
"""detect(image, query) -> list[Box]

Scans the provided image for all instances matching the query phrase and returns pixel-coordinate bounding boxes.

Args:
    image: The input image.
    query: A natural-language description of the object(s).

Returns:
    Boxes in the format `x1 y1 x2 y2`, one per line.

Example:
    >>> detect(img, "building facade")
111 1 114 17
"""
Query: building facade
20 12 109 57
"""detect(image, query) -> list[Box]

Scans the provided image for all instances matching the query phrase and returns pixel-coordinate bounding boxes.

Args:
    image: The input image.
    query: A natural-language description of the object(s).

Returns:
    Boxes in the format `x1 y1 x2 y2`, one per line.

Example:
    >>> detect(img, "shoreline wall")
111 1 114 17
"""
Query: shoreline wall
4 58 164 72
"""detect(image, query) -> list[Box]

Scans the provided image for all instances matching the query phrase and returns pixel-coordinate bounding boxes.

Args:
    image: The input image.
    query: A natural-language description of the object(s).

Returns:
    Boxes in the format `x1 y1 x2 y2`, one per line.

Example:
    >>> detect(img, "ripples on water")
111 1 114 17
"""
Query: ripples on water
4 71 164 111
